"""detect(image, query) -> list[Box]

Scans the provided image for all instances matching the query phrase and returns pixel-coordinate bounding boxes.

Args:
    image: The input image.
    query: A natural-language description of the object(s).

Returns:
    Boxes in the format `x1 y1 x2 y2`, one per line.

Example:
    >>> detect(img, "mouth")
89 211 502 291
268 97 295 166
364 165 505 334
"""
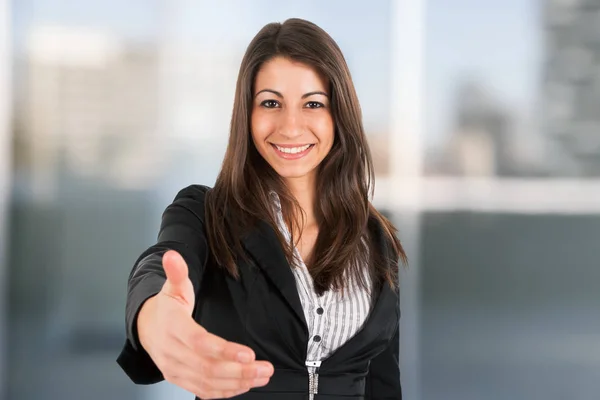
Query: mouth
270 143 316 160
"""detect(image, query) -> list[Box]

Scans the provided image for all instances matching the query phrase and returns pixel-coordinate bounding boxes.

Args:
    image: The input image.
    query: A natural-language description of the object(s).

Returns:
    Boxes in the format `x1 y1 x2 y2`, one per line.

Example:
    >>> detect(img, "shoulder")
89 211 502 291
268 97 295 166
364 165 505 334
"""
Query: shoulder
366 205 390 240
367 204 404 259
173 184 212 202
166 184 213 223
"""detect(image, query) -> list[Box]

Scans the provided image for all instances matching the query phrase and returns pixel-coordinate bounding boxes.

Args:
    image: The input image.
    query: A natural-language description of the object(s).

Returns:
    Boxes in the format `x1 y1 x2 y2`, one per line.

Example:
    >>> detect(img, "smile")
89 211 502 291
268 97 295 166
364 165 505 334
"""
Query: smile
271 143 315 159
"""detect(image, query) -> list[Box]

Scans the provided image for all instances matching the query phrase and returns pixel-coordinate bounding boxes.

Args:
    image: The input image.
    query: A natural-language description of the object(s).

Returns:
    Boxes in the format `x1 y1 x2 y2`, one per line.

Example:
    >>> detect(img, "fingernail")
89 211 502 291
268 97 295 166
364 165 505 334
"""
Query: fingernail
257 366 272 377
237 352 252 363
253 377 270 387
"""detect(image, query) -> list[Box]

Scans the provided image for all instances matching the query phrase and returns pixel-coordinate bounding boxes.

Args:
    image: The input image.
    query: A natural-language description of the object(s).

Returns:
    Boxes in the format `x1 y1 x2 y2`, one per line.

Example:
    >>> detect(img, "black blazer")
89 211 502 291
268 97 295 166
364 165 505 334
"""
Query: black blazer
117 185 402 400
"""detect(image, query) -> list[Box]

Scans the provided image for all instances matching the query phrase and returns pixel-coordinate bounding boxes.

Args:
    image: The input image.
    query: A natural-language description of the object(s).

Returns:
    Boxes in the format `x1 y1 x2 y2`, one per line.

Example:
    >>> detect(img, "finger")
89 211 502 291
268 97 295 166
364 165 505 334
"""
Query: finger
220 388 254 399
161 250 195 310
167 345 273 386
198 373 270 392
195 386 252 400
162 250 189 288
163 337 271 384
170 322 258 371
174 380 248 400
205 359 275 380
160 348 257 391
188 330 256 363
201 390 250 400
173 366 265 397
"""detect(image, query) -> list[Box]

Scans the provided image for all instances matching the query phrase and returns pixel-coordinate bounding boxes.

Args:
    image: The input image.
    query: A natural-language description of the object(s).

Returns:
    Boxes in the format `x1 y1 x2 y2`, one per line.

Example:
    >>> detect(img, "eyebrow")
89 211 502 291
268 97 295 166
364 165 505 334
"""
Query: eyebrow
254 89 329 99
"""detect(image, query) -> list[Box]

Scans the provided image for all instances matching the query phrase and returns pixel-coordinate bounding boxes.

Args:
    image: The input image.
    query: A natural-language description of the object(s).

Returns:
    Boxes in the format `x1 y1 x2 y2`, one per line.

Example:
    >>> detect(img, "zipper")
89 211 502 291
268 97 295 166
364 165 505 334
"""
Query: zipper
306 360 322 399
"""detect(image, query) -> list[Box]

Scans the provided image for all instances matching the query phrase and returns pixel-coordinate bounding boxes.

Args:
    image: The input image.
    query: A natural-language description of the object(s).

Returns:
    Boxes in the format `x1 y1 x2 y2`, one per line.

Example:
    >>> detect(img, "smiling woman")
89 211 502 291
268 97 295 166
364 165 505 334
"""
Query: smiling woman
251 57 334 188
117 18 406 400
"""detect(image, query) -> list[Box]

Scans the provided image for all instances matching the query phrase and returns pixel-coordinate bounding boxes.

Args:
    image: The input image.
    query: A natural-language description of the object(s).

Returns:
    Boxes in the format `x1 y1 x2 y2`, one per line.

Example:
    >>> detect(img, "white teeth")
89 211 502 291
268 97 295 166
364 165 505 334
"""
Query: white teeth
275 144 311 154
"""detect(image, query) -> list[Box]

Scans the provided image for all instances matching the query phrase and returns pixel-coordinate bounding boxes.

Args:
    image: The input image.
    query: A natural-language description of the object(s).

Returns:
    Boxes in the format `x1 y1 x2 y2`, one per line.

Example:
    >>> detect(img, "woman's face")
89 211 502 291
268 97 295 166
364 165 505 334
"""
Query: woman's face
251 57 334 186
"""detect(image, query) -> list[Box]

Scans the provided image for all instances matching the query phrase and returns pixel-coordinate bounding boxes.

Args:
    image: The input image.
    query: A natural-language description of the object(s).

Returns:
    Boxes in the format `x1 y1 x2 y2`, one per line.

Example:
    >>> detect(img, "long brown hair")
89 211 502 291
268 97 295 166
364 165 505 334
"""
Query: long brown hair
204 18 406 295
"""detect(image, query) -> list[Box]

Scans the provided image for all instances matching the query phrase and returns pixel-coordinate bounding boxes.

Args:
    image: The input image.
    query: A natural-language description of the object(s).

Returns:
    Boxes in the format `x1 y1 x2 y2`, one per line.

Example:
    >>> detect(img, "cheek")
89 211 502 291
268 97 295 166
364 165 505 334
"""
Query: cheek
314 116 335 146
251 113 276 144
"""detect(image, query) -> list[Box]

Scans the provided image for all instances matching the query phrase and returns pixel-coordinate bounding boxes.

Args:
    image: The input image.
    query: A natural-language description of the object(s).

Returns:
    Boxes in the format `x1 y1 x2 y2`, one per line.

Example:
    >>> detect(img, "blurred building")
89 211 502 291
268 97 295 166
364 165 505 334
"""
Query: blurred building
428 79 526 177
15 25 162 199
14 24 392 192
542 0 600 176
368 133 391 176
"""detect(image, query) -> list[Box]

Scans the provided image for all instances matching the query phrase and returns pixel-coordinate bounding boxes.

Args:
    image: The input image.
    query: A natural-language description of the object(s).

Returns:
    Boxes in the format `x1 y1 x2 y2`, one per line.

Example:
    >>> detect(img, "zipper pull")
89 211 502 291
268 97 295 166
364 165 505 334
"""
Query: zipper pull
306 360 322 396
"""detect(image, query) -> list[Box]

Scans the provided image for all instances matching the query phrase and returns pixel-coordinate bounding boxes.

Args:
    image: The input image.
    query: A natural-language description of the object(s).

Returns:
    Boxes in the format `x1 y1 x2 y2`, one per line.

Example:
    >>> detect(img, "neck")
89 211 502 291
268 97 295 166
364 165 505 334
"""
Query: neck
284 175 317 229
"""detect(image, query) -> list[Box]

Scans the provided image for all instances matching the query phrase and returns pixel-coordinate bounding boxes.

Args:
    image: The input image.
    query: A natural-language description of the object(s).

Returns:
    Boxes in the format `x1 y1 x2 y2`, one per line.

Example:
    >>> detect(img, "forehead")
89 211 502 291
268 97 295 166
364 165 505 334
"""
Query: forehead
254 57 329 93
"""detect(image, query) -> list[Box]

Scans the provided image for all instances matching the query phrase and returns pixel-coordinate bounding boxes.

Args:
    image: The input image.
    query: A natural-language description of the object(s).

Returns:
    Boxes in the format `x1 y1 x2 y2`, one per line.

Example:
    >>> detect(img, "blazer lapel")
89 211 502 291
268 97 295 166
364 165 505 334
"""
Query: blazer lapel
241 220 308 332
322 280 399 369
240 214 400 369
321 216 401 369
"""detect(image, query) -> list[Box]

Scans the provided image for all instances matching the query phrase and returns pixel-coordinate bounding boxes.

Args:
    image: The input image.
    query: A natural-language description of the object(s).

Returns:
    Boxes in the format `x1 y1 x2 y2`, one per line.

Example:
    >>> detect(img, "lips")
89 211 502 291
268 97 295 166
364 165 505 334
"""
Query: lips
271 143 315 160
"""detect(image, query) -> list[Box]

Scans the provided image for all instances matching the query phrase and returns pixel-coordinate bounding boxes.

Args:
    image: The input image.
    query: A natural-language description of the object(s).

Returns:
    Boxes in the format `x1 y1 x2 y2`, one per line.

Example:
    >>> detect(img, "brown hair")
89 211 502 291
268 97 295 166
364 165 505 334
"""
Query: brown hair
204 18 406 295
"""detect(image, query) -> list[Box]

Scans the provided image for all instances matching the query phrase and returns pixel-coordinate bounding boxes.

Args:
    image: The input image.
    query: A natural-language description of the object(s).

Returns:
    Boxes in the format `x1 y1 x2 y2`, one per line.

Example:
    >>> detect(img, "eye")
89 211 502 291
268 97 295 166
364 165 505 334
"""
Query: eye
260 99 280 108
305 101 325 109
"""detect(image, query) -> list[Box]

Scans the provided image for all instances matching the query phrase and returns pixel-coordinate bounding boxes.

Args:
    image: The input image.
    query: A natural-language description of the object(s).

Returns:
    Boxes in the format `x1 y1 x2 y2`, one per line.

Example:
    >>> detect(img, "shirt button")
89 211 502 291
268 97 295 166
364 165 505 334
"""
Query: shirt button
316 307 324 315
313 335 322 343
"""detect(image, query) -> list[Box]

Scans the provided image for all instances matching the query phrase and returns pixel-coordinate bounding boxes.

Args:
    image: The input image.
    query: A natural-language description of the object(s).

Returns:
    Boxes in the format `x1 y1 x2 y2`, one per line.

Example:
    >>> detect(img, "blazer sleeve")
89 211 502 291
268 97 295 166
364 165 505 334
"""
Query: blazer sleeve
365 321 402 400
116 185 210 385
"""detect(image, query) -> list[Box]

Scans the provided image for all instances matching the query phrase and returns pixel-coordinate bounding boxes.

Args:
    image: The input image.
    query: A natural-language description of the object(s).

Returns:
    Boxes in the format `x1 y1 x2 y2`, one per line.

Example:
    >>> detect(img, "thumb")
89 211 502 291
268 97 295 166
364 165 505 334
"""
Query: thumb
161 250 194 305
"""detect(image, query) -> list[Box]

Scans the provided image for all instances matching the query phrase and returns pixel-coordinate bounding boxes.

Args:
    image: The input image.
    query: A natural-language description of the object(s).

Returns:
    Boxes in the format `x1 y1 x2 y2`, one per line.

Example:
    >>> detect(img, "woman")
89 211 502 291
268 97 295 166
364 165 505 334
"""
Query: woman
117 18 406 400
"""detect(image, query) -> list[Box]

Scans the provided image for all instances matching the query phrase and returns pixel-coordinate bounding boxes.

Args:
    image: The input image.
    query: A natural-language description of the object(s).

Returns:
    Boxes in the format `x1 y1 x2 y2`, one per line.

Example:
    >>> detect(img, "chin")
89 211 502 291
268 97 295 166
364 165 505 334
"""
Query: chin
272 165 315 180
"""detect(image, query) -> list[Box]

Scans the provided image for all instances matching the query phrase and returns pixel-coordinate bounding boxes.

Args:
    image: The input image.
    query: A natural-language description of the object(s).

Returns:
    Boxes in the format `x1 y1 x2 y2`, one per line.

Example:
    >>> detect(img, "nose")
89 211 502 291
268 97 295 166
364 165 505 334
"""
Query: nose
279 108 304 139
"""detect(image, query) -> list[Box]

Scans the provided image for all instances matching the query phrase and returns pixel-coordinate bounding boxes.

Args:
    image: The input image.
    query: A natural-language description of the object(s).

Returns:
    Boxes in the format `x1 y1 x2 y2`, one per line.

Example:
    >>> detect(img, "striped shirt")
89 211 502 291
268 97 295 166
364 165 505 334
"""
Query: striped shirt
271 193 373 385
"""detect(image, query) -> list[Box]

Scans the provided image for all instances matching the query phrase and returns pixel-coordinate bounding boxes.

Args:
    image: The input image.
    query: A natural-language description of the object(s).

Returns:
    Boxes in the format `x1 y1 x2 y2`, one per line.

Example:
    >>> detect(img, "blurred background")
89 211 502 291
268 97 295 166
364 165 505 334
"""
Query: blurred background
1 0 599 399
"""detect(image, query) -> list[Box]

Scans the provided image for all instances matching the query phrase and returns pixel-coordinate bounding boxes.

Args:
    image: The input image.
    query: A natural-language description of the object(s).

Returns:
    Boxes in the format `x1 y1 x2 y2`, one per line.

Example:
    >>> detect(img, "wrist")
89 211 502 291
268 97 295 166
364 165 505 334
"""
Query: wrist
137 295 158 350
